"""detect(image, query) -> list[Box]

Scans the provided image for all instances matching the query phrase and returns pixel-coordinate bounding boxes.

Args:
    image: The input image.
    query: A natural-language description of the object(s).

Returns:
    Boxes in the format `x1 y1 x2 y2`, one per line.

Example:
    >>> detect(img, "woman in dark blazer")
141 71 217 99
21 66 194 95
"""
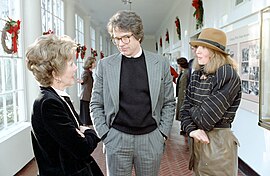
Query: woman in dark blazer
175 57 189 121
26 34 103 176
79 57 96 126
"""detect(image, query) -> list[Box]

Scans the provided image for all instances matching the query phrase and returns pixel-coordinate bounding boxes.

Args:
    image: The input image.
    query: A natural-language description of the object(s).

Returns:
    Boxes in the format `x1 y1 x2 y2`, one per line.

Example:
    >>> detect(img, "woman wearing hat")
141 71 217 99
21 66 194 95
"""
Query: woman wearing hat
180 28 242 175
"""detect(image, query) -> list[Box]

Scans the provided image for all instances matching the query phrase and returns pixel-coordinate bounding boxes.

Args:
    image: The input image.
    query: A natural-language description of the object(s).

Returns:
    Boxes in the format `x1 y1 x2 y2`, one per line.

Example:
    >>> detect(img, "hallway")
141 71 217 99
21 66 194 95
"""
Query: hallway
15 120 246 176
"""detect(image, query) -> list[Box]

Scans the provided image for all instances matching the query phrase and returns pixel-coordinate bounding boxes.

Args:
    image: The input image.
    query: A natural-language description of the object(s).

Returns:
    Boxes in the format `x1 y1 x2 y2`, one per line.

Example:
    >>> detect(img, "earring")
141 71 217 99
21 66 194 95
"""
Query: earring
55 78 61 83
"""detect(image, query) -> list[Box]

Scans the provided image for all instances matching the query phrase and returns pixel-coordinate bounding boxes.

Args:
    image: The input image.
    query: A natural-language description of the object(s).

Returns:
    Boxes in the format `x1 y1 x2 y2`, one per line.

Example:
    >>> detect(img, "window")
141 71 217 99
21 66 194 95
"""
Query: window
259 6 270 130
100 35 103 51
90 26 96 50
41 0 64 36
100 35 103 59
75 14 84 96
0 0 26 132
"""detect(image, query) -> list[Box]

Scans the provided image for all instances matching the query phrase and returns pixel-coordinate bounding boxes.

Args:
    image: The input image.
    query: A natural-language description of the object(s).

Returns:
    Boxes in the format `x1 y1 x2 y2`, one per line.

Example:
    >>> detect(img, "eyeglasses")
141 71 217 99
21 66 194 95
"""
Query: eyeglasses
111 34 133 45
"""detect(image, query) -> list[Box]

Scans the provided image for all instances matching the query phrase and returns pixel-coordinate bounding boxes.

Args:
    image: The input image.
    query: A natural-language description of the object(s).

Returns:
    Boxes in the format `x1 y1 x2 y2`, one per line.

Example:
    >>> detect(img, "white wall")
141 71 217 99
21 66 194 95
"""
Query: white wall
142 35 156 53
157 0 270 175
155 0 194 61
0 123 33 176
207 1 270 175
0 0 41 175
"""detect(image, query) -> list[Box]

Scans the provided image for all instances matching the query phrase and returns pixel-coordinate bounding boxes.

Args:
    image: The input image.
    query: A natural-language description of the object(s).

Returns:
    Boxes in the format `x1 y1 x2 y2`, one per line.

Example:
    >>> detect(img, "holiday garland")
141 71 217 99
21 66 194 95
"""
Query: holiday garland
100 51 104 59
80 45 87 59
43 29 54 35
1 17 20 54
175 16 181 40
91 48 98 58
192 0 204 29
76 44 87 59
165 29 169 43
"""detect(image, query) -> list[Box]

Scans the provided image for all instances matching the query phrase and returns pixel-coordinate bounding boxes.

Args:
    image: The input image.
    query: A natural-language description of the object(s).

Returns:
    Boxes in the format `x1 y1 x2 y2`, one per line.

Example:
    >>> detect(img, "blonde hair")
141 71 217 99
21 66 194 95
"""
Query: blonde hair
193 48 237 74
83 57 96 70
26 34 77 87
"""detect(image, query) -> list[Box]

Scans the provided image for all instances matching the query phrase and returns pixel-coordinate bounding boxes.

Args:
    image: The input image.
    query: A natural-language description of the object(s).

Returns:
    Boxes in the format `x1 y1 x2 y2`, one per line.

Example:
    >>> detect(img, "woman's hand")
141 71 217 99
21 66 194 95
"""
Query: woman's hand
77 78 83 84
189 129 210 144
76 128 85 138
79 125 90 133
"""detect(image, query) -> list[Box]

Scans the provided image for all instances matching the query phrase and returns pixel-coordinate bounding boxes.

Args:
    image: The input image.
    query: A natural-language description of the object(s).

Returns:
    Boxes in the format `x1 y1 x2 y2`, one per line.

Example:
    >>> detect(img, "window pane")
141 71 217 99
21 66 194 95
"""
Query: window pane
17 90 25 122
0 97 3 130
0 0 26 132
47 0 52 13
47 12 53 30
41 0 46 9
6 93 14 125
41 9 47 32
0 59 2 93
4 59 13 91
259 7 270 130
41 0 64 35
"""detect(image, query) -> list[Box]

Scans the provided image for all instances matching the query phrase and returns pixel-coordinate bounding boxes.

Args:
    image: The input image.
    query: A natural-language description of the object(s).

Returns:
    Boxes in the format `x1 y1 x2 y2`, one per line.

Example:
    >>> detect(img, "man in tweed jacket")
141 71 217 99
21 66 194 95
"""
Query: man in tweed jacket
90 10 175 176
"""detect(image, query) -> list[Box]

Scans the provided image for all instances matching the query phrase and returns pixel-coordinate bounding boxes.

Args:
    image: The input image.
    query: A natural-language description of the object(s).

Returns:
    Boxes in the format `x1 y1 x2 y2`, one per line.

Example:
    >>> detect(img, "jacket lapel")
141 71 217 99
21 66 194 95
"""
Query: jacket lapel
144 51 161 111
106 53 122 112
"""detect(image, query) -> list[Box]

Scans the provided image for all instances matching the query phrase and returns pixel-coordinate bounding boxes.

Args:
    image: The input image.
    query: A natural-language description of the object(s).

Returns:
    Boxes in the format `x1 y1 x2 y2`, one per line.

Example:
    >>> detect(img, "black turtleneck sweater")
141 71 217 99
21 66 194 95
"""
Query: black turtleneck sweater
112 53 157 135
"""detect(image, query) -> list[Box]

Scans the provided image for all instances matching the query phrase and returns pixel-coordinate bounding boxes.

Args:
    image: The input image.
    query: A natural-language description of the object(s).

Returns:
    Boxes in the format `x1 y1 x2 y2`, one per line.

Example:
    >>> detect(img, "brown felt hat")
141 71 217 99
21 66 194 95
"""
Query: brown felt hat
189 28 229 55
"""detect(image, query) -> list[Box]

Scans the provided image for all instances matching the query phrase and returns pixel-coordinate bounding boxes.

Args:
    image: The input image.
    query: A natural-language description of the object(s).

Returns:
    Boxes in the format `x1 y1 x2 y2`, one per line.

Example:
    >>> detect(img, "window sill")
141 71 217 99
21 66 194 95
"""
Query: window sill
258 120 270 131
0 122 31 143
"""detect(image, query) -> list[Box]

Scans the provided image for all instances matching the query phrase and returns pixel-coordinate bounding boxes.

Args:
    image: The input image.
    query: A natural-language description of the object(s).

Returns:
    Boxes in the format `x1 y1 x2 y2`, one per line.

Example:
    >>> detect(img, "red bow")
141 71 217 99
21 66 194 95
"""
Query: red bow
6 19 20 53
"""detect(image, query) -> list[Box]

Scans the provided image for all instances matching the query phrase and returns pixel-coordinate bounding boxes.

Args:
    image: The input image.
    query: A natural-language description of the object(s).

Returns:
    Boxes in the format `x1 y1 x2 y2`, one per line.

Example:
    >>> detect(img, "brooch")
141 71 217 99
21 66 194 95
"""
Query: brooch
200 74 207 80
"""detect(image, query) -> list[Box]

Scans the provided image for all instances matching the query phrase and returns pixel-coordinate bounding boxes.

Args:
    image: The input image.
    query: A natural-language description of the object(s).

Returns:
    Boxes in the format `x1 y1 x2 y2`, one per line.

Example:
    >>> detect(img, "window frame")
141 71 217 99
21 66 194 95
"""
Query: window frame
0 0 26 133
75 14 85 97
41 0 64 36
259 6 270 131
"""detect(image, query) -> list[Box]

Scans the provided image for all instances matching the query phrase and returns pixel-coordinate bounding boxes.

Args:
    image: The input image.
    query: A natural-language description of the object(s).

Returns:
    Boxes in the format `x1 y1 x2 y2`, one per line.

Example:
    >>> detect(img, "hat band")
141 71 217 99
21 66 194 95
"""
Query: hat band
197 39 225 51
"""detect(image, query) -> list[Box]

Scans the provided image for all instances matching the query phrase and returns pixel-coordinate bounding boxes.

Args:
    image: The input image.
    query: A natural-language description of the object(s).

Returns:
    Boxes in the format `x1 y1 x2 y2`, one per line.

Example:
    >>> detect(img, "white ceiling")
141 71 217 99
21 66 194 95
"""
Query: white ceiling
79 0 181 36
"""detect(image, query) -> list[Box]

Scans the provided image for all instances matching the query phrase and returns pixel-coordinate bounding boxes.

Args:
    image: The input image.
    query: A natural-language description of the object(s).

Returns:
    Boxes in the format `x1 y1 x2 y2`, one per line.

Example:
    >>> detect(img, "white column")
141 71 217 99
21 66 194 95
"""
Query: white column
64 0 75 38
64 0 79 109
84 16 91 57
23 0 42 119
96 26 101 60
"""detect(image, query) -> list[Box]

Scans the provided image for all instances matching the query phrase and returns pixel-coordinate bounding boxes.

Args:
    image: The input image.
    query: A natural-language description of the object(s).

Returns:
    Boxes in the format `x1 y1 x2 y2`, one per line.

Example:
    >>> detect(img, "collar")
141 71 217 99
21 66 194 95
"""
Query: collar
51 86 70 97
126 47 142 58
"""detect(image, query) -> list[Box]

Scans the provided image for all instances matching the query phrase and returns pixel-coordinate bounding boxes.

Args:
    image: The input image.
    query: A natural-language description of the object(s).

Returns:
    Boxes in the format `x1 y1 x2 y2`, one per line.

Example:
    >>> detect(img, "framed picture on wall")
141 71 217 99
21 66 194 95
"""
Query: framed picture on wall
226 23 260 103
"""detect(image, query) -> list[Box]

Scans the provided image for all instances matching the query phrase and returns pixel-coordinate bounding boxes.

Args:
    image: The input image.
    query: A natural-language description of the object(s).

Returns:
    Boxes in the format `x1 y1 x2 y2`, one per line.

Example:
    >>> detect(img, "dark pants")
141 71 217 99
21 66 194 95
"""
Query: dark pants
80 100 92 125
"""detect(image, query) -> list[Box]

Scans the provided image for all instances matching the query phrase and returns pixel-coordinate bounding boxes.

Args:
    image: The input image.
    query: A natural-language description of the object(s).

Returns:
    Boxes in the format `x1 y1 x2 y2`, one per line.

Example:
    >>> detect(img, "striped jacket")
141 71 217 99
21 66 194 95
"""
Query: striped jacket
180 64 242 134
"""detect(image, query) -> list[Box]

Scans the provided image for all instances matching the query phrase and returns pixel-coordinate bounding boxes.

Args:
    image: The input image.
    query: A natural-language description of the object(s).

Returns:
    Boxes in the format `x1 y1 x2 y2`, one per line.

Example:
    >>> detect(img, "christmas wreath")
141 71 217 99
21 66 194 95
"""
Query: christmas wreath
192 0 204 29
80 45 87 59
91 48 98 58
175 17 181 40
100 51 104 59
75 44 87 59
43 29 54 35
165 29 169 43
1 17 20 54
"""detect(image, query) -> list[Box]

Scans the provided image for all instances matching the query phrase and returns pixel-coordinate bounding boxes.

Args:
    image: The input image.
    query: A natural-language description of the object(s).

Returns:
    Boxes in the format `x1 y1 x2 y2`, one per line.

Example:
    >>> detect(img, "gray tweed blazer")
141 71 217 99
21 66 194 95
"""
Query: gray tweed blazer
90 50 176 139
